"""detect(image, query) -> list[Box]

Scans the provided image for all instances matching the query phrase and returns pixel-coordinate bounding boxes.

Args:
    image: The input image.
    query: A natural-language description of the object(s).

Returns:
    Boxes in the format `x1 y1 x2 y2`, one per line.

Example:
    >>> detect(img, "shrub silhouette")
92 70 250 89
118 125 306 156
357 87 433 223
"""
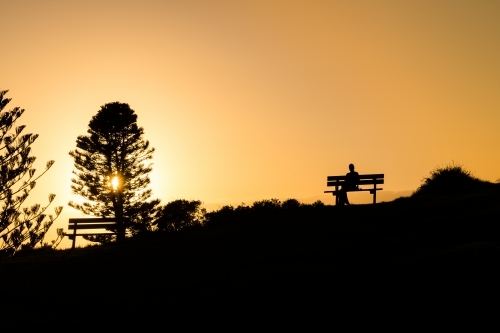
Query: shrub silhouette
251 198 282 216
281 198 301 211
154 199 206 232
204 203 250 227
412 163 495 197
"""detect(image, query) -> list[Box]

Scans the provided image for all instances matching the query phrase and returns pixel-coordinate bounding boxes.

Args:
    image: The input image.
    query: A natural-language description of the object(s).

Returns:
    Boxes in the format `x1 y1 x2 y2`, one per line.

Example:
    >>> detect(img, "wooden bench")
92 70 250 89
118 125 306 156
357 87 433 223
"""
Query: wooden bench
67 218 125 249
324 174 384 205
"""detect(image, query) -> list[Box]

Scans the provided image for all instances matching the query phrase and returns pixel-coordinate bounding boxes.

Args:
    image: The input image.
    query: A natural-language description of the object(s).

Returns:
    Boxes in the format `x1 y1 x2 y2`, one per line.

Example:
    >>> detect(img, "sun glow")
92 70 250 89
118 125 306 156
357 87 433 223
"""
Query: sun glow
111 176 119 191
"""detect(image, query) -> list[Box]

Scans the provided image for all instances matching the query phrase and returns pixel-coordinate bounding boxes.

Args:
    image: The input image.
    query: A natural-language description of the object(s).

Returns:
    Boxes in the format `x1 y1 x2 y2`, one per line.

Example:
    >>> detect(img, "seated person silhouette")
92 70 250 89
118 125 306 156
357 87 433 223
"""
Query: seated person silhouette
338 164 360 205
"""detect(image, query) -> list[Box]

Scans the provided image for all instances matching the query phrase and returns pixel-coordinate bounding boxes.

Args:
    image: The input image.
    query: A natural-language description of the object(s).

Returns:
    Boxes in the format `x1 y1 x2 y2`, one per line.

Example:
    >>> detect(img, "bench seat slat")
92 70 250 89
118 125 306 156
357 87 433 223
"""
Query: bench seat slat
70 232 118 235
67 233 118 240
324 188 383 193
68 223 118 230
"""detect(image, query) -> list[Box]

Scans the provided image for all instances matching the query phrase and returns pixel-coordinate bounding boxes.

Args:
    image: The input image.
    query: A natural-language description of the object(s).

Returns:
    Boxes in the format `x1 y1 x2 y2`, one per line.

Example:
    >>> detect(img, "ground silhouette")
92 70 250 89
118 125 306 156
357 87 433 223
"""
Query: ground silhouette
1 174 500 325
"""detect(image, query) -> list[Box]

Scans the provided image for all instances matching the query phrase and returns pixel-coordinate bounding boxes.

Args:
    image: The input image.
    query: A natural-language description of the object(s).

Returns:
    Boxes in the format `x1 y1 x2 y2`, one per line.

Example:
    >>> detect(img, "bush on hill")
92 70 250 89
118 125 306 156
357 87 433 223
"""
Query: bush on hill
153 199 206 232
412 163 495 197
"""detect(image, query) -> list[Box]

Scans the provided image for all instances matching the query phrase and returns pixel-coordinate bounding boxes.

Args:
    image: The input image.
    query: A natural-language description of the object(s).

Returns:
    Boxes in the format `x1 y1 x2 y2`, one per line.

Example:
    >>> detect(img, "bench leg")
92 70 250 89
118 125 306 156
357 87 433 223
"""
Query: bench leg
72 228 77 249
335 185 339 205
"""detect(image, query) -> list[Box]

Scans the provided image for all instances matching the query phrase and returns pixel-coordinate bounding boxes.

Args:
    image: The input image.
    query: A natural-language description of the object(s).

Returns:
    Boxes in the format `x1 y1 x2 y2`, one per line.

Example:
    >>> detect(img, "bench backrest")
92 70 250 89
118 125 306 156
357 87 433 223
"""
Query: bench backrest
327 174 384 186
68 217 119 231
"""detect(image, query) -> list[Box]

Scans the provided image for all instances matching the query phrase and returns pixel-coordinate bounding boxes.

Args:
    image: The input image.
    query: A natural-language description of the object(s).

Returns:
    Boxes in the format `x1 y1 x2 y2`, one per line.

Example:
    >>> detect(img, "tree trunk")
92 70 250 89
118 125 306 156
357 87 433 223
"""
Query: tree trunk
116 191 125 243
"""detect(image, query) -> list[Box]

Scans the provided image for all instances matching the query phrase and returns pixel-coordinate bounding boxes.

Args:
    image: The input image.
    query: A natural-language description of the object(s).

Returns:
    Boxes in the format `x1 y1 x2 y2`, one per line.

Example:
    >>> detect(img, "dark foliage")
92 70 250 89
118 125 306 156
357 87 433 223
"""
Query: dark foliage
0 90 62 256
69 102 160 242
412 163 496 197
148 198 328 232
204 198 327 227
154 199 206 232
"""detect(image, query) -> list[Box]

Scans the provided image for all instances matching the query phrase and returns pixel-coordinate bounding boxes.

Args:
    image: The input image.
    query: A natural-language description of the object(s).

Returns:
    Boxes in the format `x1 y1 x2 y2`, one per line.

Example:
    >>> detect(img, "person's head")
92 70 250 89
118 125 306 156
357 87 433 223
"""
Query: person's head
349 164 355 172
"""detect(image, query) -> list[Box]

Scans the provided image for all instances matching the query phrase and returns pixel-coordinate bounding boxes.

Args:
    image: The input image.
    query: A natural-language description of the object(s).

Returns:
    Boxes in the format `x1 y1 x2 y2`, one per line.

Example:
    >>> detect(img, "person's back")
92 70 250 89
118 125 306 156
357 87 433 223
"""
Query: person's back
339 164 359 205
345 168 360 191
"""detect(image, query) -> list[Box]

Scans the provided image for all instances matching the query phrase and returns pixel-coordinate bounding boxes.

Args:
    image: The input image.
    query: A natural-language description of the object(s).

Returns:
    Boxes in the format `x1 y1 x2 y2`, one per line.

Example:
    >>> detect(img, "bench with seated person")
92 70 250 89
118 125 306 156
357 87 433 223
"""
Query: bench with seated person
324 164 384 205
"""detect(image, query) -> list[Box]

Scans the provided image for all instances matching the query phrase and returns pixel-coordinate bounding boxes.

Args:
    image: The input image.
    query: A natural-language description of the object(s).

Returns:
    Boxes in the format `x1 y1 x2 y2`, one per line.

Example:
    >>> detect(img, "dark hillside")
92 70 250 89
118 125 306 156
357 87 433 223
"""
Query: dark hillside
2 187 500 323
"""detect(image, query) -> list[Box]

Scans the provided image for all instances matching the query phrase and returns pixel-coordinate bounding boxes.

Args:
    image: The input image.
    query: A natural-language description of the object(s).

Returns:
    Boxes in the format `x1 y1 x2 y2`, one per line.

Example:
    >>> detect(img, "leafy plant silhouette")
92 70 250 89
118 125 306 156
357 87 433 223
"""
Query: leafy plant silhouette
0 90 62 256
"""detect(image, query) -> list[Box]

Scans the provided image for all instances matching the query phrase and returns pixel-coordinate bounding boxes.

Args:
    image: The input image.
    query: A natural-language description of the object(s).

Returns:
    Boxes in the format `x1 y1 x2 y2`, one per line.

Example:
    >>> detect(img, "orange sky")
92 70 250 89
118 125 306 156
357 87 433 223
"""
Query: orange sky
2 0 500 246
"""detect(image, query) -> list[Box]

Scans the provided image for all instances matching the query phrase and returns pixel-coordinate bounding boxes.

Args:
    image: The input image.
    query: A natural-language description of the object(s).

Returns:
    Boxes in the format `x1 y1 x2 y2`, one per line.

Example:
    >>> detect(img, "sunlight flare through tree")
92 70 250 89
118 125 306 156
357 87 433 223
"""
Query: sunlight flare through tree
69 102 160 243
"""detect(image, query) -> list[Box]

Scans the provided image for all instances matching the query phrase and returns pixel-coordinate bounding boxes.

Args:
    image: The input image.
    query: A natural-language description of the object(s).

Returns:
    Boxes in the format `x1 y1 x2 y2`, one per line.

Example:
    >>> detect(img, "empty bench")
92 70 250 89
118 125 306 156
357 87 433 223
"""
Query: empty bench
324 174 384 205
67 218 124 249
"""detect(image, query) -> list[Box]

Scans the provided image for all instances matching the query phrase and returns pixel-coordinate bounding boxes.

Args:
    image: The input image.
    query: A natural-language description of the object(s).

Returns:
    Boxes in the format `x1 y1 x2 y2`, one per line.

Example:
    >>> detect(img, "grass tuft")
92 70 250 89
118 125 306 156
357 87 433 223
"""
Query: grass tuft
412 162 494 197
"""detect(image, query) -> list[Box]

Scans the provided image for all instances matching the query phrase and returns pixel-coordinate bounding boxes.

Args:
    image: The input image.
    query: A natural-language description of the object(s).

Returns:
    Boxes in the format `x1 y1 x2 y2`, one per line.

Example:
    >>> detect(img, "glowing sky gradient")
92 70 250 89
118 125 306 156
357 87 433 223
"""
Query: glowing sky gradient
2 0 500 246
